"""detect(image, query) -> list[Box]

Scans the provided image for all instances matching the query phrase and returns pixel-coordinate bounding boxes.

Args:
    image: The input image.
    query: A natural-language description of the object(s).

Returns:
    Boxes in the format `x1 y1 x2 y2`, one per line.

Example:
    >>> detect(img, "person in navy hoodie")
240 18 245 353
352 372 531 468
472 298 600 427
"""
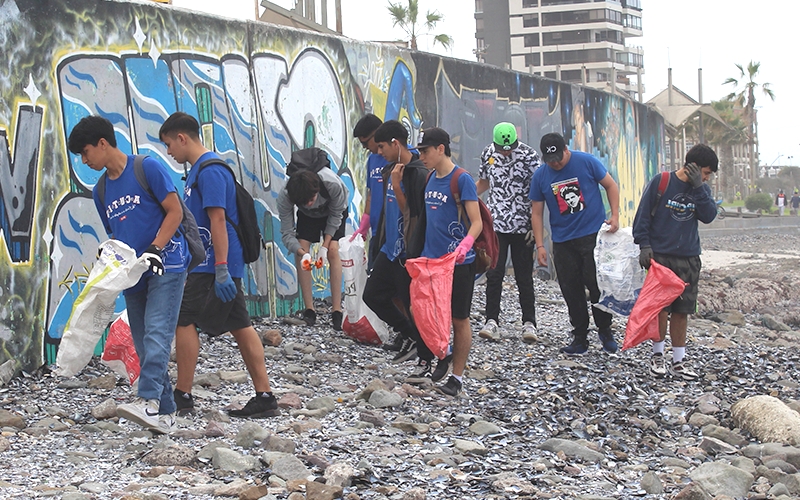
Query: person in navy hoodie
68 115 189 434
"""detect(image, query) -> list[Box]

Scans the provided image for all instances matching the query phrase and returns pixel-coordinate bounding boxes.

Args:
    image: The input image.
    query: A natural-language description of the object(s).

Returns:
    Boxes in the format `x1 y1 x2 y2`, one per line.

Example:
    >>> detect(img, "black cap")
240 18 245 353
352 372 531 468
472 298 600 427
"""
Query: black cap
540 133 566 163
417 127 450 149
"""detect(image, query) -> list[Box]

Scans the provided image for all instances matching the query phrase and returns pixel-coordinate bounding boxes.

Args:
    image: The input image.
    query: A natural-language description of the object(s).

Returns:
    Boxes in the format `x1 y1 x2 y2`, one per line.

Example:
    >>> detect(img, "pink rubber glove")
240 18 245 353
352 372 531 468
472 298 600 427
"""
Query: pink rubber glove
349 213 371 242
454 235 475 264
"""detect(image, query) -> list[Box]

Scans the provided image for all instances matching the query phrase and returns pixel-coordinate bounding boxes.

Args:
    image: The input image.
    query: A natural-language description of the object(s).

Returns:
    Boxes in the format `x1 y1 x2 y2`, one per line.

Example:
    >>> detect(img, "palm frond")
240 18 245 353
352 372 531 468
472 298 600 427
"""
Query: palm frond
433 33 453 50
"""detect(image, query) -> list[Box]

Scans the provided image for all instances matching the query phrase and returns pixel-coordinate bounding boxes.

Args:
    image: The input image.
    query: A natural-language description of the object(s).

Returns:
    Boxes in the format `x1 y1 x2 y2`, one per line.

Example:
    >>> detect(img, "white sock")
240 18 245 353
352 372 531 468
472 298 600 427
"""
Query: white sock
452 374 463 382
672 346 685 363
652 341 665 355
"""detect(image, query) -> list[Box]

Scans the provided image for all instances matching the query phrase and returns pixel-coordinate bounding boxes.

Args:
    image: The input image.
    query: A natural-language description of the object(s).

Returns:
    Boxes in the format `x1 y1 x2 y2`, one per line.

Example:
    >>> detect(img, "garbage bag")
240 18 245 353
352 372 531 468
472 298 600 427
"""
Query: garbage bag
622 260 687 350
101 311 140 385
405 252 458 359
594 225 646 316
56 240 149 377
339 235 390 344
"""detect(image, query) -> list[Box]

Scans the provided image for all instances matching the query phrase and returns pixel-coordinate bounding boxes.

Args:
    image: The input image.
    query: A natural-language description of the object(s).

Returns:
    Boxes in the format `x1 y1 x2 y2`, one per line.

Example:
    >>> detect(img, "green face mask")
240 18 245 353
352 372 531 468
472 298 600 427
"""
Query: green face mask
493 122 518 151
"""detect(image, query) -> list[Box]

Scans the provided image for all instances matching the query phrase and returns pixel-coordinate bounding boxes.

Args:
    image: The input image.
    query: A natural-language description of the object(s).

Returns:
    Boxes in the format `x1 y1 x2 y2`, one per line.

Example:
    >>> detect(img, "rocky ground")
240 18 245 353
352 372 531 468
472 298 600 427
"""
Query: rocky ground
1 234 800 500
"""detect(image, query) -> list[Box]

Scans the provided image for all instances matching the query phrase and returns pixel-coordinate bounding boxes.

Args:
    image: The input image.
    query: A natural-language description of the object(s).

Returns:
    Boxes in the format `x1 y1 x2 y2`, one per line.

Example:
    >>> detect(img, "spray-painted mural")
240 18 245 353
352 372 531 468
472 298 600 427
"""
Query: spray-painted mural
0 0 664 371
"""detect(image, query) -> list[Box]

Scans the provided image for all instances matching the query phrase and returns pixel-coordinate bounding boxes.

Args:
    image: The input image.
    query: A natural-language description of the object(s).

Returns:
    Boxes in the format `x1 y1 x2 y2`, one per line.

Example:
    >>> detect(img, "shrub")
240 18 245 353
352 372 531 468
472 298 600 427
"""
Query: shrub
745 193 773 212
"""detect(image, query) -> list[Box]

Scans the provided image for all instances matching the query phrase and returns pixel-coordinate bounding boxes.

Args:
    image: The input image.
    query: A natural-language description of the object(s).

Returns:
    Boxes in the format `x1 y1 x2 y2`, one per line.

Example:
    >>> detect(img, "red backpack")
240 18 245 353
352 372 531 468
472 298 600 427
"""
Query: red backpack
429 167 499 273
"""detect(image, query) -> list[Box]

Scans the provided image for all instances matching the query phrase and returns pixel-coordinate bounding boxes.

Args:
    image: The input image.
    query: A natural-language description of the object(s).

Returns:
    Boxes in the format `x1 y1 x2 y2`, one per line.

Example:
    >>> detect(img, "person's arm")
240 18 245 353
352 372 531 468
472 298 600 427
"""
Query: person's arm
152 192 183 249
599 173 620 232
531 201 547 266
392 163 407 212
476 178 489 195
322 176 348 249
694 184 718 223
207 207 228 263
277 190 303 255
464 200 482 239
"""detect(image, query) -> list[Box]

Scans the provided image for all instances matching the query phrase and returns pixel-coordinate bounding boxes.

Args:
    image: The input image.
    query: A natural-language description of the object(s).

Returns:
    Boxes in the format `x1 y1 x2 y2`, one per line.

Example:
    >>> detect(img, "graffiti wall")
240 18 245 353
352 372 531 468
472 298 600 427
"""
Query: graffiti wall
0 0 664 371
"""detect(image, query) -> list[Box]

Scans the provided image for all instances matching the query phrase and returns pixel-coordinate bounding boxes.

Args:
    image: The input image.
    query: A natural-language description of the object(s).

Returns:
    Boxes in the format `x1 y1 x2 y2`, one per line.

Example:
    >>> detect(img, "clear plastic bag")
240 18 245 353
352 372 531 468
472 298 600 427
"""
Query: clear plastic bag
594 225 646 316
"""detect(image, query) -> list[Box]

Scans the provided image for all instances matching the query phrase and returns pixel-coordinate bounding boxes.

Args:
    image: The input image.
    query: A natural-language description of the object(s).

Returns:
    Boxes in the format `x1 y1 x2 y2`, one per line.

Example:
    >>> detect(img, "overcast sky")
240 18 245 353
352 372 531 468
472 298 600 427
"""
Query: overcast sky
171 0 800 169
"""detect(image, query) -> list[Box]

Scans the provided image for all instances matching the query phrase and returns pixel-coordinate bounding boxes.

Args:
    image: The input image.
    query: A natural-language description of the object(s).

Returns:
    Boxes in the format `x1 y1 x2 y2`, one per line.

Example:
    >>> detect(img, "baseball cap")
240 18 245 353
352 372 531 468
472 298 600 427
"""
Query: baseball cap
540 133 566 163
493 122 518 151
416 127 450 149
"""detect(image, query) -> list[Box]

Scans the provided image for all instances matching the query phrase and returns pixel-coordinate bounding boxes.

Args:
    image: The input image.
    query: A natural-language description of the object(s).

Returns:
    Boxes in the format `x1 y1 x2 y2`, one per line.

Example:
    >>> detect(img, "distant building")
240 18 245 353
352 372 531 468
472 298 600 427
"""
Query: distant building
259 0 341 35
475 0 644 100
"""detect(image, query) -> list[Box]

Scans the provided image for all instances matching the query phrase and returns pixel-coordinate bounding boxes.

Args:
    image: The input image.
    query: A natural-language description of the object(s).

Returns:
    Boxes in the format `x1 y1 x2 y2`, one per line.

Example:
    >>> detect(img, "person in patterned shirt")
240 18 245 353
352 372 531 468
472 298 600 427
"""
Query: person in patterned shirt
477 122 541 344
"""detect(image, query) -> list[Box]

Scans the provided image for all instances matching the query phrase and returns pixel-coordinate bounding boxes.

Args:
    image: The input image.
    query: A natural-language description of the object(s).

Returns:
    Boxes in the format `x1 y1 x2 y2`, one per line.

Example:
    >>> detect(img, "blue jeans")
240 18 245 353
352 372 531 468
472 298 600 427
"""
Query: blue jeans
125 271 186 414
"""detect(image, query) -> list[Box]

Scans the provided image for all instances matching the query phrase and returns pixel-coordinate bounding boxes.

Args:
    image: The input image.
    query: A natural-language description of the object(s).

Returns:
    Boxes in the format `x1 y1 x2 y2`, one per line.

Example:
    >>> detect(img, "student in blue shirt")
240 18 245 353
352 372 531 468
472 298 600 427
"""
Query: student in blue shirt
350 114 388 264
159 112 279 419
68 115 188 434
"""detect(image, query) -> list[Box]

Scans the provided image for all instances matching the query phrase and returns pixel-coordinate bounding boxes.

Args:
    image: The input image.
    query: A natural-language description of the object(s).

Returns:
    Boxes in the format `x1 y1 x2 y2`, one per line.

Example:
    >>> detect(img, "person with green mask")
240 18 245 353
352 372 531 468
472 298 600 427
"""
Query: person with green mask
477 122 541 343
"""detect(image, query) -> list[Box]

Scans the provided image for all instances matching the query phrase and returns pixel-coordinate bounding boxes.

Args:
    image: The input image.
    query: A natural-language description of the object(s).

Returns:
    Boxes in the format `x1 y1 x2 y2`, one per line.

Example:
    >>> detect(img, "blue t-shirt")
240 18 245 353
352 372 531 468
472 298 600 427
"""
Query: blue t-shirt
380 179 405 261
422 167 478 265
366 153 387 235
184 151 245 278
528 151 608 243
93 155 189 294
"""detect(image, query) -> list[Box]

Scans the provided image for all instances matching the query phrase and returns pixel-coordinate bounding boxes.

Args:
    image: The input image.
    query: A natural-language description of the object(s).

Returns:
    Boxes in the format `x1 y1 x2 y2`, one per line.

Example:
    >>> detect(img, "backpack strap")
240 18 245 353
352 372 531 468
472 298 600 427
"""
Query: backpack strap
449 167 468 226
193 158 240 228
650 171 670 218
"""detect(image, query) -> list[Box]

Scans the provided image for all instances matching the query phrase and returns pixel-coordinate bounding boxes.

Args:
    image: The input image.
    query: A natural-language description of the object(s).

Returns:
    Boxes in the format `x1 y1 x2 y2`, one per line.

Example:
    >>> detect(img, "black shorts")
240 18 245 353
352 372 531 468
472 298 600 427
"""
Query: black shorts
653 253 701 314
296 209 348 243
451 262 476 319
178 273 251 336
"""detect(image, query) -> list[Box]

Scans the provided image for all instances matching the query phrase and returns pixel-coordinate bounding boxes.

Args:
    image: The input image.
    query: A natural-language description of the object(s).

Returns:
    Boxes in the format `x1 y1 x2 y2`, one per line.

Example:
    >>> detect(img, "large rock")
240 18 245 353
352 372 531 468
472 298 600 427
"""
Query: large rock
538 438 604 463
143 445 196 466
271 455 311 481
741 443 800 468
368 390 403 408
732 395 800 446
211 448 260 472
689 461 754 498
305 480 343 500
0 409 26 429
640 471 663 494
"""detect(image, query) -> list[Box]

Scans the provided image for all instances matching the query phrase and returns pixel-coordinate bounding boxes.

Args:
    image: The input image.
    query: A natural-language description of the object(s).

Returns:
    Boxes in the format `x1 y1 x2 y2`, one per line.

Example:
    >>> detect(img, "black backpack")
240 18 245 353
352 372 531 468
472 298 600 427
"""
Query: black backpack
286 147 331 199
96 155 205 271
193 159 264 264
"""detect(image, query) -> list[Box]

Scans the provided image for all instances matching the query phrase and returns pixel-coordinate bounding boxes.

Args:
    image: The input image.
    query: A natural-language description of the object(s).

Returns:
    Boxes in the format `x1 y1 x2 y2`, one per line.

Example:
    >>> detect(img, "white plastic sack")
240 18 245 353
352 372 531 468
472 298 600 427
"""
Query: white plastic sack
339 235 390 344
594 225 646 316
56 240 149 377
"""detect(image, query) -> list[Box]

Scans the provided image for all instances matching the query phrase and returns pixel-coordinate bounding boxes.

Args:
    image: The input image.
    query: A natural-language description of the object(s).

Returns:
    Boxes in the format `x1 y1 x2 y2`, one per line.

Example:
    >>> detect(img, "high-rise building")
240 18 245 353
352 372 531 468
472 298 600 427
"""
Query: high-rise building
475 0 644 99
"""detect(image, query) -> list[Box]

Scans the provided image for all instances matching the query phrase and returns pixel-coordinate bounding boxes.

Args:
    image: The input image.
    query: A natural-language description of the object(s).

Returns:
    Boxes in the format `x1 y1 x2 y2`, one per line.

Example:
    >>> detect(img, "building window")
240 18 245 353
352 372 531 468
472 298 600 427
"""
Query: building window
543 30 590 45
624 14 642 29
560 69 583 82
522 0 538 8
543 8 622 26
475 0 483 13
543 48 613 65
542 0 590 5
524 34 540 47
544 71 557 79
525 53 541 66
476 18 484 30
623 0 642 10
522 14 539 27
595 30 622 43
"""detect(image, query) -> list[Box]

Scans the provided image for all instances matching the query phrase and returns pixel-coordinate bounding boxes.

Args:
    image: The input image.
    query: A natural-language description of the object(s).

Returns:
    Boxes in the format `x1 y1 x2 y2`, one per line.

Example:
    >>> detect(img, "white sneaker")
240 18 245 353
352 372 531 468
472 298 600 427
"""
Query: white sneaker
479 319 500 341
156 413 176 434
522 322 538 344
117 398 162 432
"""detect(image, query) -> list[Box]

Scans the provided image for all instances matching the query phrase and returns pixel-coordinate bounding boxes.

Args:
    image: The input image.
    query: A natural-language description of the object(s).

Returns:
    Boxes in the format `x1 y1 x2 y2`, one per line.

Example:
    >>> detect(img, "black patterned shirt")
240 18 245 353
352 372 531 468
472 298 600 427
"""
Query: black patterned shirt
478 142 541 234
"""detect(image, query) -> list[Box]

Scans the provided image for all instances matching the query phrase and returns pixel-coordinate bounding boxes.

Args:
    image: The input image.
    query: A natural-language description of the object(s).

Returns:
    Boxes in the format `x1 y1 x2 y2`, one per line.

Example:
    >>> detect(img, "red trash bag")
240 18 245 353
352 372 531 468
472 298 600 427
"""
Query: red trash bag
405 252 458 359
101 311 141 385
622 260 687 350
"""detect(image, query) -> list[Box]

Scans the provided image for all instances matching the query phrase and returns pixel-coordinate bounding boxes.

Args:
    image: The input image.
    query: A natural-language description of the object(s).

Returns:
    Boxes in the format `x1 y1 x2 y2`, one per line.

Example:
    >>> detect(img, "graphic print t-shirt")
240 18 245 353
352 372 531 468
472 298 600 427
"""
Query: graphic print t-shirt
422 167 478 265
528 151 608 243
93 155 188 294
366 153 388 235
478 142 540 233
380 179 405 261
184 151 244 278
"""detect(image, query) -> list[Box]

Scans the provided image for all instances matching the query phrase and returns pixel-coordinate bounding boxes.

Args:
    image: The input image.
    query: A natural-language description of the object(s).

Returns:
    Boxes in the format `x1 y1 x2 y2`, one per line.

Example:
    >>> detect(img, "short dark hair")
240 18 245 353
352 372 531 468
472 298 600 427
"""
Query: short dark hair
286 170 321 206
373 120 409 145
159 112 200 140
353 114 382 138
68 115 116 154
685 144 719 172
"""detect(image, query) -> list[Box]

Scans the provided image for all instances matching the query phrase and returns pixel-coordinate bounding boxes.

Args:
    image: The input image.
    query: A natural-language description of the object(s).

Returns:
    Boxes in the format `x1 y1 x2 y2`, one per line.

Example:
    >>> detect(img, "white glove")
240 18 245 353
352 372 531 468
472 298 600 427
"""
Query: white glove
301 252 312 271
318 246 329 266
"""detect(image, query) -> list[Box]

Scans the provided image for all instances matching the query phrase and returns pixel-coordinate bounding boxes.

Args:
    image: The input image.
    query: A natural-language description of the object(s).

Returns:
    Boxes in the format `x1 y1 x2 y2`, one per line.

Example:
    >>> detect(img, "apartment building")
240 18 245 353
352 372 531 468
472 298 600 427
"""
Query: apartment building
476 0 644 99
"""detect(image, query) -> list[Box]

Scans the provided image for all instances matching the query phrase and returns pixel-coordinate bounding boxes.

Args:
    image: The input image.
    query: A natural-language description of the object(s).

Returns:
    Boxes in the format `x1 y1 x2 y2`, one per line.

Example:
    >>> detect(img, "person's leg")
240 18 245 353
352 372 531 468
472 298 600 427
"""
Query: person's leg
328 239 342 313
440 263 475 395
451 318 472 378
668 313 688 349
552 239 589 335
508 233 536 326
174 324 200 394
577 234 613 331
295 237 315 311
484 233 510 323
230 326 272 392
363 253 407 329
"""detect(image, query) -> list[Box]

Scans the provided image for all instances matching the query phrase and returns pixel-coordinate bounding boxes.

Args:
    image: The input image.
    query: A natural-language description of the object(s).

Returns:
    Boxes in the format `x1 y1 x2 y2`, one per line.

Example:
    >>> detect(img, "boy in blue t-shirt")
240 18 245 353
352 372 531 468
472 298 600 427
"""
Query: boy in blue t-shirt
633 144 719 381
68 115 188 434
159 112 278 419
529 133 620 355
414 128 483 397
350 114 388 253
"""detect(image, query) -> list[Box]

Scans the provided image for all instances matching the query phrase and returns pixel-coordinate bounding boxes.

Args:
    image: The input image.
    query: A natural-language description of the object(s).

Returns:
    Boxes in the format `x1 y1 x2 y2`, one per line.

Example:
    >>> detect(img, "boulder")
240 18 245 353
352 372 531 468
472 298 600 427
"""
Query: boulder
732 395 800 446
689 461 754 498
538 438 604 463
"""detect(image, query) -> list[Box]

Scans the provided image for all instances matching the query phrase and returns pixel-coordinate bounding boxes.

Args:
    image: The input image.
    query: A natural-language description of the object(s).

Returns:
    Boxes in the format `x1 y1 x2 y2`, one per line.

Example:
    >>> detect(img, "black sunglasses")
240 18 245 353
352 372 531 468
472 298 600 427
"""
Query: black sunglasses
359 133 375 148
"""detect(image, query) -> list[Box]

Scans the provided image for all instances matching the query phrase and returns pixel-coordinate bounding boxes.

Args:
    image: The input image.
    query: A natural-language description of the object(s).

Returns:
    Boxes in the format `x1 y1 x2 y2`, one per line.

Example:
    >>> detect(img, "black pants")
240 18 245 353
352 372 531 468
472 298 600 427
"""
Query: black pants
552 232 612 338
363 252 433 361
484 232 536 325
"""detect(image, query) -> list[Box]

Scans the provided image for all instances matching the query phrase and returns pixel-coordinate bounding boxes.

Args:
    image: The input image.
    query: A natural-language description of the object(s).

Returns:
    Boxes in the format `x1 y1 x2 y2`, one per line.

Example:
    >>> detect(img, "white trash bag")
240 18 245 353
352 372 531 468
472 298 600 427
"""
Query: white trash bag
56 239 149 377
594 225 646 316
338 235 390 344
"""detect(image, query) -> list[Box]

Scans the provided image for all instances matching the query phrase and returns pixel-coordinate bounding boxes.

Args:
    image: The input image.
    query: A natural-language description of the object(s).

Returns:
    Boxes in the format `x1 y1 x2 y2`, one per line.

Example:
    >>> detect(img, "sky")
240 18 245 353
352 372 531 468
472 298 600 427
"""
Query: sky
171 0 799 170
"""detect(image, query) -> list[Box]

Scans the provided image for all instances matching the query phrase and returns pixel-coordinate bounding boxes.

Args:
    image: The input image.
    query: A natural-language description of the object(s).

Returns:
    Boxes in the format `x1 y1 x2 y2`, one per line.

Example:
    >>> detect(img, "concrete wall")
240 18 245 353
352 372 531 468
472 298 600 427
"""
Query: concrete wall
0 0 664 370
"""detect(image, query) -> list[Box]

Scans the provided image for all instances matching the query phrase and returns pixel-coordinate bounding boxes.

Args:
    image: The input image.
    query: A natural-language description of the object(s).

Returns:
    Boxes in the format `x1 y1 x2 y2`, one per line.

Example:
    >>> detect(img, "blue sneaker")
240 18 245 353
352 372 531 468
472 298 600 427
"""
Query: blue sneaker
560 332 588 355
598 328 618 353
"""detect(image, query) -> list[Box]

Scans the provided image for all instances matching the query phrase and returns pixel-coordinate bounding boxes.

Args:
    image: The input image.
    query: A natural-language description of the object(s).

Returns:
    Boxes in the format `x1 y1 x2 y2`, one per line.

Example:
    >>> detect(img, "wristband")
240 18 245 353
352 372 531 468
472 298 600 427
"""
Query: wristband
215 261 227 266
536 245 544 249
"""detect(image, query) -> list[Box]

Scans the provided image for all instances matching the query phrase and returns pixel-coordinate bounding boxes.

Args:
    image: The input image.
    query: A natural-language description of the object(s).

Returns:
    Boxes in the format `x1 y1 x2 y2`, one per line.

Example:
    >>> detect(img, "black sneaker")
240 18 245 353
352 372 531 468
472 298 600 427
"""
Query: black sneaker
598 327 618 353
405 359 433 384
560 332 588 355
391 338 417 364
383 333 404 352
303 308 317 326
431 353 453 383
439 375 462 396
331 310 343 331
173 388 194 415
228 393 280 418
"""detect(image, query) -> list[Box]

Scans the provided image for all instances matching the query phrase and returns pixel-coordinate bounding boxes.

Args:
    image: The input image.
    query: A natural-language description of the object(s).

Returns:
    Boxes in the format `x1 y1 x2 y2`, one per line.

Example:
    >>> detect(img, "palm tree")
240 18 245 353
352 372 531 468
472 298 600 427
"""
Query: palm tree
387 0 453 51
705 100 749 200
723 61 776 190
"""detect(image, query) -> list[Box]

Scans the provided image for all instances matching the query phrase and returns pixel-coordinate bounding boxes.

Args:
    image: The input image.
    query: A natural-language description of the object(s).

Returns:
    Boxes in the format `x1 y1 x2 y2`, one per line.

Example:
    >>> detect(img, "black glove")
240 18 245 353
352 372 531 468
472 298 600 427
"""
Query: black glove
684 162 703 189
639 246 653 270
142 244 164 276
524 230 535 247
